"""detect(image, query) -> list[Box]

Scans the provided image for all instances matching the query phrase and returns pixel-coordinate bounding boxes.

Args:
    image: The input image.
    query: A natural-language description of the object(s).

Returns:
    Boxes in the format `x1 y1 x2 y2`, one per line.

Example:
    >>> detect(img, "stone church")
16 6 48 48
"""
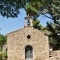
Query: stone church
7 16 49 60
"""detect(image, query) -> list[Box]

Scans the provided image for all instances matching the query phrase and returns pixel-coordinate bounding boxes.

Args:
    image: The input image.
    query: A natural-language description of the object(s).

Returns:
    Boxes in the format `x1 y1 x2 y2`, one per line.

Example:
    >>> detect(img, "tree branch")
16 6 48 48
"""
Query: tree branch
41 13 53 19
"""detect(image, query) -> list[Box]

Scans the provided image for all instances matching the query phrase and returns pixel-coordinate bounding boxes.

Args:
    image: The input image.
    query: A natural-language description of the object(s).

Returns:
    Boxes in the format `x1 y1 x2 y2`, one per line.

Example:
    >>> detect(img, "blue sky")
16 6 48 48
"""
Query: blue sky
0 9 52 35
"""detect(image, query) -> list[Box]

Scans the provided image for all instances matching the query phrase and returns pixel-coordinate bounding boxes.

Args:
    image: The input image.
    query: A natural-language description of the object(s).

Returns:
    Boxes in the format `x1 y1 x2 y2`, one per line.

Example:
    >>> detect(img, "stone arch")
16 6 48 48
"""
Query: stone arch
25 45 33 59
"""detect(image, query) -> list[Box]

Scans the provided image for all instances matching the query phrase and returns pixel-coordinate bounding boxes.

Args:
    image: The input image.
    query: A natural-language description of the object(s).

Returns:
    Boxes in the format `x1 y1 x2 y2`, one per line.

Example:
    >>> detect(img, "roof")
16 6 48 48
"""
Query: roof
7 27 45 36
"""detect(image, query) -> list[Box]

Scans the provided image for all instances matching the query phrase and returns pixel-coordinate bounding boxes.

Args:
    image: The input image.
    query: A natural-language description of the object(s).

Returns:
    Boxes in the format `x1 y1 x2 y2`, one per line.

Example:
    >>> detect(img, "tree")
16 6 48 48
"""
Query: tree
28 0 60 23
0 0 60 22
46 22 60 50
32 19 41 30
0 34 6 51
0 0 24 18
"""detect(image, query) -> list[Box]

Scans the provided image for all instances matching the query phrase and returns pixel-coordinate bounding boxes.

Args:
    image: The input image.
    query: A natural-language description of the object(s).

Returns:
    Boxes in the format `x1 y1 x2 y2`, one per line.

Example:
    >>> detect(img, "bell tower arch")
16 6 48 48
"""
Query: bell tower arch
24 16 33 27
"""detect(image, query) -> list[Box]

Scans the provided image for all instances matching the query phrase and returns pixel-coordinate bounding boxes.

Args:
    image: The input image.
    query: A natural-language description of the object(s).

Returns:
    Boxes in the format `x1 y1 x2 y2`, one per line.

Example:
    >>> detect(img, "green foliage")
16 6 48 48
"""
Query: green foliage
46 22 55 33
0 0 22 18
33 19 41 30
0 52 3 60
24 0 60 23
44 0 60 23
0 52 3 57
46 22 60 50
0 0 60 22
0 51 7 60
0 34 6 45
2 51 7 58
25 1 44 17
25 3 38 17
0 34 7 51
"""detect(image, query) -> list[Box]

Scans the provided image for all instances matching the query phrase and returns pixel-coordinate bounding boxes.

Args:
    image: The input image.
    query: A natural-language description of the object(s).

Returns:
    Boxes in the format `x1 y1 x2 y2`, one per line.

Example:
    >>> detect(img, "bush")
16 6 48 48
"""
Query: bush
0 52 3 60
0 51 7 60
2 51 7 58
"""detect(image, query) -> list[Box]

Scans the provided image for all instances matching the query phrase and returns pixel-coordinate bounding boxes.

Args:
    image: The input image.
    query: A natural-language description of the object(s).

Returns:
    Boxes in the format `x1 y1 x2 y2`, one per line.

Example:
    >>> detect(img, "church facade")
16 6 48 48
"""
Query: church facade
7 16 49 60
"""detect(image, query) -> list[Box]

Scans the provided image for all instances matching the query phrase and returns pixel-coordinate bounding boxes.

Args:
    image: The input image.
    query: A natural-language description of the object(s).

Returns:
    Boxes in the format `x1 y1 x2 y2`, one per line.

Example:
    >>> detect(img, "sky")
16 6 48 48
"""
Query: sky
0 9 52 35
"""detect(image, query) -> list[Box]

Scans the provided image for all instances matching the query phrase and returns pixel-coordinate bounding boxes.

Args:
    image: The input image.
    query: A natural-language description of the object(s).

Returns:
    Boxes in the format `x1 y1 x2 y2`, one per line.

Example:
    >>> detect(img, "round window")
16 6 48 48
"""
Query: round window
27 35 31 39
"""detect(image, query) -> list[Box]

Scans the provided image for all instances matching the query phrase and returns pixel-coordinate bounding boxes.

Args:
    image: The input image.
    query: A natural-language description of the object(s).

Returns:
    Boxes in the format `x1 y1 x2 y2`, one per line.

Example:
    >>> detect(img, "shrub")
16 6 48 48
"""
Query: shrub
0 52 3 60
2 51 7 58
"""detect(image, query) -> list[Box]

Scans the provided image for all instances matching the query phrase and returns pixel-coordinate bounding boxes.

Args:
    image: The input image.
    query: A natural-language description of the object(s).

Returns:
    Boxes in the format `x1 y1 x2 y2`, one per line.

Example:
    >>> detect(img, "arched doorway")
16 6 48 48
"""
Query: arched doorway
25 45 33 60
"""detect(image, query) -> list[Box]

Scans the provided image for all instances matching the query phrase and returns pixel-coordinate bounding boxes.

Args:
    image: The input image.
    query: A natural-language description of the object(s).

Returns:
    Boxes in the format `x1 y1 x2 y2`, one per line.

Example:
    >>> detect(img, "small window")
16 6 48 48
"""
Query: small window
27 35 31 39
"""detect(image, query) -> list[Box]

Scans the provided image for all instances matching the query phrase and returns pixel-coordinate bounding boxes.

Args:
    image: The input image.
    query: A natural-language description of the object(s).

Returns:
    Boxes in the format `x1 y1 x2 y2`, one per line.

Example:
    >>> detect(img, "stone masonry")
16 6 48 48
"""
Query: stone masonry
7 27 49 60
7 16 49 60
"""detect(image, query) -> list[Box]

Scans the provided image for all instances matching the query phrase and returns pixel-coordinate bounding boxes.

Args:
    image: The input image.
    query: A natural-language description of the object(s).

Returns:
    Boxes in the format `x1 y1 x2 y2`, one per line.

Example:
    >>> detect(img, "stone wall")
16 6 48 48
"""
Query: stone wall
7 27 49 60
49 50 60 60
